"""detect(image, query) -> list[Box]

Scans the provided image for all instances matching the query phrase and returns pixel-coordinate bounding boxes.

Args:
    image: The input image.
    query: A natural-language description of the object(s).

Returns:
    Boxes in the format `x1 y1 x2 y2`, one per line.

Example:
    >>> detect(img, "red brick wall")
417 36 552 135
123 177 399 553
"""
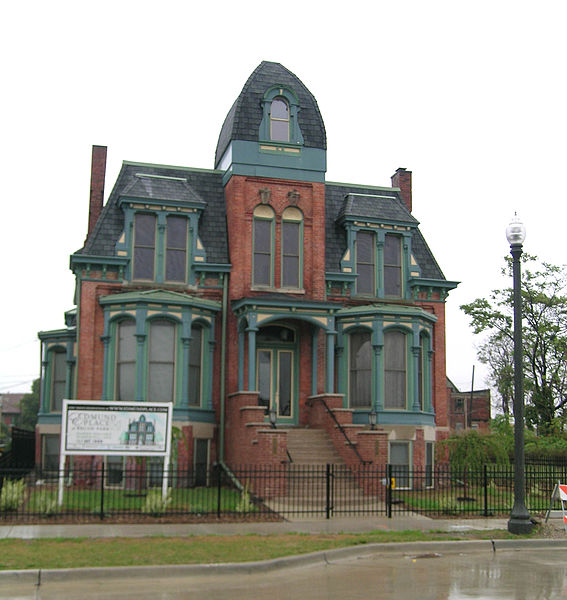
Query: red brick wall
76 279 121 401
416 300 449 431
224 175 326 301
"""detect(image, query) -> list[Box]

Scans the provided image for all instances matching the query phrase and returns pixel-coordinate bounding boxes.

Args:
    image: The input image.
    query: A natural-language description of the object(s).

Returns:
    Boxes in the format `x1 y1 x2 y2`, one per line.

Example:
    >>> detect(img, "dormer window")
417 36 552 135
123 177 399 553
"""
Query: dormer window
270 97 290 142
384 234 402 297
355 231 375 295
133 213 156 280
165 215 188 282
129 211 191 285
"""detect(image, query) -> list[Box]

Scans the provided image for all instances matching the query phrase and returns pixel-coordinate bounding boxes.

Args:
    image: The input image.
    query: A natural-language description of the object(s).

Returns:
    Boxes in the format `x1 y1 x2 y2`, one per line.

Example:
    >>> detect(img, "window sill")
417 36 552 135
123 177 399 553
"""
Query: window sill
251 286 305 295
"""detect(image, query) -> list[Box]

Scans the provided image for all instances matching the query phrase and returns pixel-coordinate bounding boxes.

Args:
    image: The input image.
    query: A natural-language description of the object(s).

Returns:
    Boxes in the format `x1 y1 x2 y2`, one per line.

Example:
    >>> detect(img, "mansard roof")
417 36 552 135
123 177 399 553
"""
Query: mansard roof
325 182 446 280
79 162 228 265
78 160 445 282
337 192 419 226
214 61 327 168
121 173 206 206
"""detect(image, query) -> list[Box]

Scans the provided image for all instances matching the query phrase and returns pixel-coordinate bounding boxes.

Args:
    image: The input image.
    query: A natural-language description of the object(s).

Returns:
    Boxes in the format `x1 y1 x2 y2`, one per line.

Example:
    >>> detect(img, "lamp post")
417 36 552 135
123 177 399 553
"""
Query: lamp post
506 214 534 534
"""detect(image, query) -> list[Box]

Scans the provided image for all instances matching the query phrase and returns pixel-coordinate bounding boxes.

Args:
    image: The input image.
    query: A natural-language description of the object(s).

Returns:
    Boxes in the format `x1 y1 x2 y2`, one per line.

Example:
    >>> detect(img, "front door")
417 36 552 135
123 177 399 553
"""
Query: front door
256 325 297 423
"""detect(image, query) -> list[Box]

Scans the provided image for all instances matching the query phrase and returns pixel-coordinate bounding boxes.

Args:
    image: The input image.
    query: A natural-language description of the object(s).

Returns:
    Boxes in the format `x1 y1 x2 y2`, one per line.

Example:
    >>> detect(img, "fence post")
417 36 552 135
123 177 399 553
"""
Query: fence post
387 464 392 519
216 464 222 519
326 464 332 520
483 464 488 517
100 462 105 521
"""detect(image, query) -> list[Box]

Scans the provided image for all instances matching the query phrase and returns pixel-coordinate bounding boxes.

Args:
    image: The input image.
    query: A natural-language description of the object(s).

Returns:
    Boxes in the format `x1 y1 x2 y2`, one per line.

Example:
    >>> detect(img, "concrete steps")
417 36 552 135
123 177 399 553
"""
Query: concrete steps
285 428 344 465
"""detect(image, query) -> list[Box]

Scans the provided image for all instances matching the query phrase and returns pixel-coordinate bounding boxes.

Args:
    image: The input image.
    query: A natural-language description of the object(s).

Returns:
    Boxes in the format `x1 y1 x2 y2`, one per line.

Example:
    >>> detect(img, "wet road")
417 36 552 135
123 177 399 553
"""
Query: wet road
1 548 566 599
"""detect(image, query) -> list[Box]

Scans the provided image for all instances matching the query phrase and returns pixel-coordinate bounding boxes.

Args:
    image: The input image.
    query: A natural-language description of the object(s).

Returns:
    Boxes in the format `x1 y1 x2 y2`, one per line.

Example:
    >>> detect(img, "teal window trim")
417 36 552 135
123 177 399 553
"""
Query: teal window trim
281 207 304 290
354 230 376 296
121 208 198 286
132 212 157 282
103 304 214 412
383 233 404 298
49 347 66 412
383 327 409 410
347 328 373 409
338 316 433 419
252 206 275 288
40 340 75 415
270 97 290 142
259 86 304 146
165 214 189 283
343 225 415 300
255 324 299 423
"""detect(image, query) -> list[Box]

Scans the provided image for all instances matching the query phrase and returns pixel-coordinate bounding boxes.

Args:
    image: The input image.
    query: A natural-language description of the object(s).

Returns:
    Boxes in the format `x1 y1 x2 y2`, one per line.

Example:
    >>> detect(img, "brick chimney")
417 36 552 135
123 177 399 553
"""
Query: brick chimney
87 145 107 238
391 167 412 212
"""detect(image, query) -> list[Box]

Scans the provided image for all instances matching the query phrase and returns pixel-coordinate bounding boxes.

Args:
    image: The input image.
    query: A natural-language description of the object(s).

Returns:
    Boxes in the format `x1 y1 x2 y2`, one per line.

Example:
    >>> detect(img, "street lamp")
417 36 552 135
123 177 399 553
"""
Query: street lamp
506 214 534 534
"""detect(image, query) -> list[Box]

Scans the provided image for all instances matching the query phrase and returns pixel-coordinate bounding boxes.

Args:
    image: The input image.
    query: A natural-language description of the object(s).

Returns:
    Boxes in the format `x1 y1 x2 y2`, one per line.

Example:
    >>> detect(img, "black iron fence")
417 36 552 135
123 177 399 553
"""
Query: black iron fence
1 462 567 523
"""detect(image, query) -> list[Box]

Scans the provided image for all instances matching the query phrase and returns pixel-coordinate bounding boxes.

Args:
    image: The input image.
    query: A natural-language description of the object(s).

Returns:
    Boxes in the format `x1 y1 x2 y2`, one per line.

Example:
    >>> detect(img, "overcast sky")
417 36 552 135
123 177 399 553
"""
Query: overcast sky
1 0 566 400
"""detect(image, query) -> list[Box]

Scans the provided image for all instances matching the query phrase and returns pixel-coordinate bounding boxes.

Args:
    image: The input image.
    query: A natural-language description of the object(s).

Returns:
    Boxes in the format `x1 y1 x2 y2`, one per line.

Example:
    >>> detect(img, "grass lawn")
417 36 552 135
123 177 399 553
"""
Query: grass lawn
0 528 538 571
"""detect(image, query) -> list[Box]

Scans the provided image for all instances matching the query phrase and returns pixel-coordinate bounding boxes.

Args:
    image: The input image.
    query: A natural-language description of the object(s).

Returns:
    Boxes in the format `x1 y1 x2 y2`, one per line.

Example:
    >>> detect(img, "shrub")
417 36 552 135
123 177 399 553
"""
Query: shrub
0 479 26 512
142 489 172 516
36 495 59 517
235 488 254 513
438 496 459 515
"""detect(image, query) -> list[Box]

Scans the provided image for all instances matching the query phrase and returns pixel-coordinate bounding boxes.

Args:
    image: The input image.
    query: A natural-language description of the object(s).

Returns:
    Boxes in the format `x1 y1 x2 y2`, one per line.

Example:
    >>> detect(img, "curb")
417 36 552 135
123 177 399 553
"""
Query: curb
2 538 567 584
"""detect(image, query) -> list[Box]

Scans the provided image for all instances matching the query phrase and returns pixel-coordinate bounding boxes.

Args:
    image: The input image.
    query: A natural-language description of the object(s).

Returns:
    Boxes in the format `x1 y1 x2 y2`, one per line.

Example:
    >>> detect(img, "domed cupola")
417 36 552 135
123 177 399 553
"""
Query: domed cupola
215 61 327 184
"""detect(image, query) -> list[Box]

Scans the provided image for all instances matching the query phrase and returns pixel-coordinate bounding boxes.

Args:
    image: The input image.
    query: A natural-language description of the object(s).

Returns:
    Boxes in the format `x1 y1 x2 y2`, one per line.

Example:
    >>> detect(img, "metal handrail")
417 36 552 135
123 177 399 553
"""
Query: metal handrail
317 397 369 464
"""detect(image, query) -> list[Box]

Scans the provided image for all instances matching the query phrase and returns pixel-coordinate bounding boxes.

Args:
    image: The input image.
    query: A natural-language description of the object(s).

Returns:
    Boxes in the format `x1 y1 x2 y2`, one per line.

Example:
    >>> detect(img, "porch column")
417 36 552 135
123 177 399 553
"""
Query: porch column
179 308 192 409
411 346 421 412
100 335 110 400
247 326 258 391
311 329 319 396
373 343 383 411
238 328 245 390
325 329 336 393
180 336 191 409
40 346 48 412
427 350 434 412
207 339 216 410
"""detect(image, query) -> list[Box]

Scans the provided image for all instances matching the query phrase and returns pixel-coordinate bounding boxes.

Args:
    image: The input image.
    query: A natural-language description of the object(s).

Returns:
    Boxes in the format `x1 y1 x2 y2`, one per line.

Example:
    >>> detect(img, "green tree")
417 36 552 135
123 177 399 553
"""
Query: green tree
461 256 567 434
16 378 40 431
443 430 509 472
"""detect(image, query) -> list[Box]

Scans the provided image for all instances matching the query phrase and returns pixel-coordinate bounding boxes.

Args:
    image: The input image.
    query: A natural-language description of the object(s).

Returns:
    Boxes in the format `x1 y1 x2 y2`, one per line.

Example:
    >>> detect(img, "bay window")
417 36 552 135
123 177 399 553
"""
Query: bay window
384 330 407 409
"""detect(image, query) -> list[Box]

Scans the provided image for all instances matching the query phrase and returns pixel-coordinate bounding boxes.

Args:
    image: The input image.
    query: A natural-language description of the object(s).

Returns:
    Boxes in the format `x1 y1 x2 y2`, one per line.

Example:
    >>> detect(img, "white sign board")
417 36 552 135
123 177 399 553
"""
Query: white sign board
58 400 173 505
61 400 172 456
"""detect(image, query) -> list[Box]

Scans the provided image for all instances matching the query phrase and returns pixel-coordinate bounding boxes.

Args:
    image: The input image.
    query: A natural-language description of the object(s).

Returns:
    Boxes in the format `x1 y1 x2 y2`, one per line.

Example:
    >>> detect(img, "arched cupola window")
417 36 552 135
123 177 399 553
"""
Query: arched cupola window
270 97 290 142
259 86 304 146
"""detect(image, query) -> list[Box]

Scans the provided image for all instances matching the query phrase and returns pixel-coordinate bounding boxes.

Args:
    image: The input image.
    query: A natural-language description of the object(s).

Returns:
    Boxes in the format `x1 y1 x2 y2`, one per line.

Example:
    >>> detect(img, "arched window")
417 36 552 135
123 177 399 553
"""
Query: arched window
384 330 407 409
349 331 372 408
253 205 275 287
49 348 66 412
281 207 303 289
188 325 202 407
270 97 290 142
116 319 136 401
148 319 176 403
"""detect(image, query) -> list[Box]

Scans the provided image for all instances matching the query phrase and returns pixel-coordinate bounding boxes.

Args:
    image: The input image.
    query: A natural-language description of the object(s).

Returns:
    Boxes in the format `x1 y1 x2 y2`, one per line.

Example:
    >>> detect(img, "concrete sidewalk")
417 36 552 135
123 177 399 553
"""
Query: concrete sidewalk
0 515 512 539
